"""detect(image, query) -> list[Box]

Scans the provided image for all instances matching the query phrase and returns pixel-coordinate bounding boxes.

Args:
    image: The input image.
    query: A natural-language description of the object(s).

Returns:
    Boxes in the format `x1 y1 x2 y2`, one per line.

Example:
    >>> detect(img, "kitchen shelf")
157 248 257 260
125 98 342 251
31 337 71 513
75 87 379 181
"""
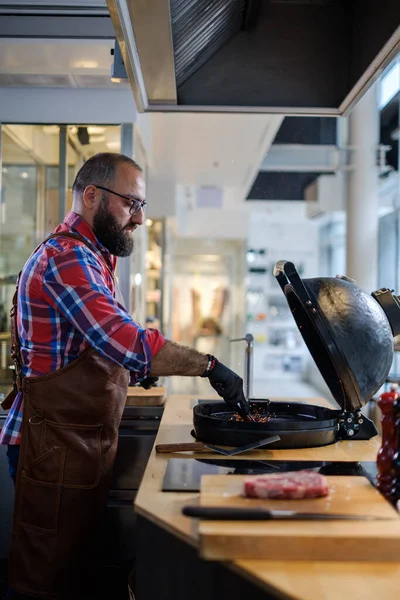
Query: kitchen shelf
264 347 304 356
265 320 297 328
255 370 303 380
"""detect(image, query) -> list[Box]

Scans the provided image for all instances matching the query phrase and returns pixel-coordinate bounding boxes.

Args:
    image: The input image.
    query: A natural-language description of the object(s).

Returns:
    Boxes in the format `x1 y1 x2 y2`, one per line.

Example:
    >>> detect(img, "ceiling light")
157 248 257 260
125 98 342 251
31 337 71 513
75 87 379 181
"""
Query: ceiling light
145 219 153 227
90 135 106 143
87 126 106 135
391 126 400 141
106 141 120 150
72 60 99 69
134 273 142 286
42 125 59 136
20 172 29 179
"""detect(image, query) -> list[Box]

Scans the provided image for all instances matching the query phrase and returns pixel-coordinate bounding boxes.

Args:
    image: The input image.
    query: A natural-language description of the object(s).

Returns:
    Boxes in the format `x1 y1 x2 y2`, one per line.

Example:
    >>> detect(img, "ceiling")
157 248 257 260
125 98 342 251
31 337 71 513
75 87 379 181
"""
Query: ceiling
148 112 283 210
2 124 122 166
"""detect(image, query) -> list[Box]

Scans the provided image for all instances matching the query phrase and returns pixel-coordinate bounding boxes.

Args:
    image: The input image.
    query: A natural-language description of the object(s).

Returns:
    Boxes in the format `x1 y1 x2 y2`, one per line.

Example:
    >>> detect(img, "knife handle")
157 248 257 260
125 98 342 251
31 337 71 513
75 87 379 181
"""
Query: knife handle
182 506 272 520
155 442 205 453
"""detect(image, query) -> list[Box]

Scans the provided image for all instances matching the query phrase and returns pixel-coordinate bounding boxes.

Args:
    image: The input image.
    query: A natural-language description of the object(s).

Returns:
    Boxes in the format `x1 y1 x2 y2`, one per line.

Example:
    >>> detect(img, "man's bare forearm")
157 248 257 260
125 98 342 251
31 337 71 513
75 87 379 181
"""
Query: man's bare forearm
149 340 208 377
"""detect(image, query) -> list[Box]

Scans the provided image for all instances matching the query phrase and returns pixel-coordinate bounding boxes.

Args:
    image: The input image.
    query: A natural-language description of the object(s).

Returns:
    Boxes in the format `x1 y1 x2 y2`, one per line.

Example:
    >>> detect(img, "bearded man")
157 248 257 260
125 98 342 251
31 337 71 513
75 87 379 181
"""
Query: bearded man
1 153 247 599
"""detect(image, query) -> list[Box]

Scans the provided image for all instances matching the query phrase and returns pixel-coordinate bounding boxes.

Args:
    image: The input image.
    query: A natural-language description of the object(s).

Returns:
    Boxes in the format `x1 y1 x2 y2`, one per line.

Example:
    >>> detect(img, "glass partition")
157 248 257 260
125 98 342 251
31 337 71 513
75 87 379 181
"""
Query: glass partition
0 123 121 395
0 127 40 392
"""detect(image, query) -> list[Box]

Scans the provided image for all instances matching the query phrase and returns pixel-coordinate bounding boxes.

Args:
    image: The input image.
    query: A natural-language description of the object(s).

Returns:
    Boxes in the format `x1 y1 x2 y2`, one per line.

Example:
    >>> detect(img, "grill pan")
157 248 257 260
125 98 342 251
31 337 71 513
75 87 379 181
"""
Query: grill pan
193 400 341 449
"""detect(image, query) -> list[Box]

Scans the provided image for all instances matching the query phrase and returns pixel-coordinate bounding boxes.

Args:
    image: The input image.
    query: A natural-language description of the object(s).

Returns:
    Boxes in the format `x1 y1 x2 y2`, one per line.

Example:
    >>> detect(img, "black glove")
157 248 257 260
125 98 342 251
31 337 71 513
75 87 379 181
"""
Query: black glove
140 376 159 389
202 356 249 415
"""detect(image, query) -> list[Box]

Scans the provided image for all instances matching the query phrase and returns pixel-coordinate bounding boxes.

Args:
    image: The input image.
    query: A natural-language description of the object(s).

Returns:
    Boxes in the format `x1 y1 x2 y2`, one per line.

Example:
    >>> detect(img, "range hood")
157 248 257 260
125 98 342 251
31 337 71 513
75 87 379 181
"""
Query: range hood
107 0 400 115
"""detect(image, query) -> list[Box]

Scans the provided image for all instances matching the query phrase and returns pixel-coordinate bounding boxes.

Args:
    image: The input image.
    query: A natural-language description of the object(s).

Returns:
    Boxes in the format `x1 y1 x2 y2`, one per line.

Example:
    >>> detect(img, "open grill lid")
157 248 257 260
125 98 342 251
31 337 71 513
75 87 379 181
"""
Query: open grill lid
273 261 394 412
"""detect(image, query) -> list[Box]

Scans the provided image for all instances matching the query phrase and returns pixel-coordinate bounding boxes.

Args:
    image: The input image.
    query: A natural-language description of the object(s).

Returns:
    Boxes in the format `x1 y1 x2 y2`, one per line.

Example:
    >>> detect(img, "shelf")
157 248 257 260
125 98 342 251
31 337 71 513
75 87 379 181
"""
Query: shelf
255 370 304 380
263 347 304 356
265 320 296 328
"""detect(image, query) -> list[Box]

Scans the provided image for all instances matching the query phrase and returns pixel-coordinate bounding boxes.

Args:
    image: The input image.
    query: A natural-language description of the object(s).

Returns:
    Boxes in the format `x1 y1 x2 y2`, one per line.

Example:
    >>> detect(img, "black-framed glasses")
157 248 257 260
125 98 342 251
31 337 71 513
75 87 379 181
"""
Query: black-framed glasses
95 185 147 216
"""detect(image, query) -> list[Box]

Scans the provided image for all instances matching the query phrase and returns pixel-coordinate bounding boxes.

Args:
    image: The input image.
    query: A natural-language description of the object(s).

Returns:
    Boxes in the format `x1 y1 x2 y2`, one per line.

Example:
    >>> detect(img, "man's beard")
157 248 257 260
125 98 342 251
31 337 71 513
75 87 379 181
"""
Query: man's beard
93 196 134 257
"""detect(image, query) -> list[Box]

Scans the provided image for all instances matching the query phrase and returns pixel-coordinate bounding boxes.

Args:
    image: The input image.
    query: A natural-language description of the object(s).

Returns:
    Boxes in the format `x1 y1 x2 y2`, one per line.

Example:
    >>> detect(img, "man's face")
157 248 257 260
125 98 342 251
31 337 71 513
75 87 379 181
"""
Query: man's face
93 164 146 257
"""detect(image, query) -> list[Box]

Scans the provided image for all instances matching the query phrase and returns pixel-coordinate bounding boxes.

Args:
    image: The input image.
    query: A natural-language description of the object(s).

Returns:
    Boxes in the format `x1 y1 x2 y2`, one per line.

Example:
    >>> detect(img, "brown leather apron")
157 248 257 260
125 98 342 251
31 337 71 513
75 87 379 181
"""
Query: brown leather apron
6 233 130 599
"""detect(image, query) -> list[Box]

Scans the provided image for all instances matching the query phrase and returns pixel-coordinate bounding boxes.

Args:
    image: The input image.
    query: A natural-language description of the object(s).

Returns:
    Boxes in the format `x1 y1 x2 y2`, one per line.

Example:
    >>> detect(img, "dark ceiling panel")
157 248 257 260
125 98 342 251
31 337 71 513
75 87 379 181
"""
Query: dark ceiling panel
273 117 337 145
247 171 334 201
349 0 400 89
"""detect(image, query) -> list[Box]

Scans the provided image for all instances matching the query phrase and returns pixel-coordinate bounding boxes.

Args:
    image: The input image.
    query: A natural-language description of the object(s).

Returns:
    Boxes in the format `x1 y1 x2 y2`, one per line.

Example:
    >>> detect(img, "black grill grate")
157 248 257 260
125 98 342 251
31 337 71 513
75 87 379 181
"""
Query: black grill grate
170 0 246 87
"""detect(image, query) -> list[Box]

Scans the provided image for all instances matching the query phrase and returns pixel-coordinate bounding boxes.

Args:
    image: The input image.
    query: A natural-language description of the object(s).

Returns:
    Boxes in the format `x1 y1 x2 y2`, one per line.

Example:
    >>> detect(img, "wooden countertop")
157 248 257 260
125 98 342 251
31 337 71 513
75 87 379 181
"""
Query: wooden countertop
135 394 400 600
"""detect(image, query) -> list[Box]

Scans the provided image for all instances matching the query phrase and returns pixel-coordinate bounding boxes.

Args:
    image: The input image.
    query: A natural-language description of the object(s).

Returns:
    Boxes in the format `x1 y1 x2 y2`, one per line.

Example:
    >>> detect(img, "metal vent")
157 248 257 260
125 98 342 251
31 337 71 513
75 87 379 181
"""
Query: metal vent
170 0 247 87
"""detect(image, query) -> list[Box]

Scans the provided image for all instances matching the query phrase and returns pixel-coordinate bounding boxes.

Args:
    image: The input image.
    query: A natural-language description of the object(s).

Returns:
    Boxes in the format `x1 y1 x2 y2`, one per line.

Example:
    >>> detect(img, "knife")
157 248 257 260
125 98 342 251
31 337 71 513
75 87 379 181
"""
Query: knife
182 506 395 521
156 435 280 456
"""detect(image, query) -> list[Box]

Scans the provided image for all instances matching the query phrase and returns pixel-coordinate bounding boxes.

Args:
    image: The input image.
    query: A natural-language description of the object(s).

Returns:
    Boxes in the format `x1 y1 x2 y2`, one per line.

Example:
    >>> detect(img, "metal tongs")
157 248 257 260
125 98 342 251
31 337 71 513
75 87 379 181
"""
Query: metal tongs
230 333 255 422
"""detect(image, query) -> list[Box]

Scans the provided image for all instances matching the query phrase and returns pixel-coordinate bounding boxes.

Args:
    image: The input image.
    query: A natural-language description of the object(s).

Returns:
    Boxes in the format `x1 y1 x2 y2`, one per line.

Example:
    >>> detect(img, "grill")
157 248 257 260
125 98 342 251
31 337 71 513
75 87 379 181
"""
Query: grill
192 259 399 449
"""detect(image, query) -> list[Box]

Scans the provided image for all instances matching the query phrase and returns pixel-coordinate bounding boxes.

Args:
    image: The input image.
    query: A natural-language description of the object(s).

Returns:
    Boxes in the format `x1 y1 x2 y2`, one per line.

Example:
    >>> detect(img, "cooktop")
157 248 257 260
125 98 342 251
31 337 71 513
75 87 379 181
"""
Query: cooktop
162 458 378 492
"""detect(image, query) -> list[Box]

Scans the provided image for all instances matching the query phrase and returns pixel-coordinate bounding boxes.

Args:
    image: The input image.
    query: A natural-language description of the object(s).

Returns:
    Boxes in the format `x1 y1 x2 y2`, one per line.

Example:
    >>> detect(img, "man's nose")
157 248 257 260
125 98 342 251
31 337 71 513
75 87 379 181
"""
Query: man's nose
131 207 145 226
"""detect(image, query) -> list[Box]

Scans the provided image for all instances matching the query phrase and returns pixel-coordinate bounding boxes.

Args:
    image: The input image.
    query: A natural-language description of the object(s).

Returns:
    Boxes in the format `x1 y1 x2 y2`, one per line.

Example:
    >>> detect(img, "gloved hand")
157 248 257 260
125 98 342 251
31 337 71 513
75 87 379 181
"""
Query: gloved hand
203 357 249 415
140 376 159 389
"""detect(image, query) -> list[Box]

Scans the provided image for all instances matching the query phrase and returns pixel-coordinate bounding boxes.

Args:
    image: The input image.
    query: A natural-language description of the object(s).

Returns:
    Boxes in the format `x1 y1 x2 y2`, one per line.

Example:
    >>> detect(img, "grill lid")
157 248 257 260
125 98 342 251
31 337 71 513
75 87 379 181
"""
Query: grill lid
273 261 394 412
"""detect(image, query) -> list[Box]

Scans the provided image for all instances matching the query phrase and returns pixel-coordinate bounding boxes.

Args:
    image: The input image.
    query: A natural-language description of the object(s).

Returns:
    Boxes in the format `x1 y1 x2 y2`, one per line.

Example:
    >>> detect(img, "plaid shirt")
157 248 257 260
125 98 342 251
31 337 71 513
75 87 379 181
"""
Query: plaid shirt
0 212 165 445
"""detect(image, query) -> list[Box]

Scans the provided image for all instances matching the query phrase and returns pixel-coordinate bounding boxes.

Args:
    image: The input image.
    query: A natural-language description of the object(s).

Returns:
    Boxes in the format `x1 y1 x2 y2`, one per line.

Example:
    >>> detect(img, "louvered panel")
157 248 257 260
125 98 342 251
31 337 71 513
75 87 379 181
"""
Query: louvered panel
170 0 246 87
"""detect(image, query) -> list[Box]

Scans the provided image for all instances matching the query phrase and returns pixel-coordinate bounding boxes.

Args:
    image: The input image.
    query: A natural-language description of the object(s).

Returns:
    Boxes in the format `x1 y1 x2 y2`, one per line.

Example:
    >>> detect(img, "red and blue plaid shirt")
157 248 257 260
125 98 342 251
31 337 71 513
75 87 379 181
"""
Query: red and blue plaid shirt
0 211 165 445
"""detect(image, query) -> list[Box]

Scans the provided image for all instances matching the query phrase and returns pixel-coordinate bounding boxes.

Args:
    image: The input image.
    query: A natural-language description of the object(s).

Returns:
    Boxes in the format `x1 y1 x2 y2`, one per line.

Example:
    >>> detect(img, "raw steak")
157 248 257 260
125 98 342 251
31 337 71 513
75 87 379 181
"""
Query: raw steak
243 470 329 499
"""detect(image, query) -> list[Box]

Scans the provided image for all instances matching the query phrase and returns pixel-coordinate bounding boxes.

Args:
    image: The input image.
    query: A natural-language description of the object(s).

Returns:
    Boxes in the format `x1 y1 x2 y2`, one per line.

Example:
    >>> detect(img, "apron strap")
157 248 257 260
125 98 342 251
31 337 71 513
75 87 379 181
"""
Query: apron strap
6 231 112 400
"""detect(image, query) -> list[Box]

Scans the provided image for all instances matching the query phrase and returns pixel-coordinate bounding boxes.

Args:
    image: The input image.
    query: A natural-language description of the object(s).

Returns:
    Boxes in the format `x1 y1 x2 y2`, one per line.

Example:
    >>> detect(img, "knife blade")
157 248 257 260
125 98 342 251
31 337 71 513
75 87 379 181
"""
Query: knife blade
205 435 281 456
182 506 396 521
156 435 280 456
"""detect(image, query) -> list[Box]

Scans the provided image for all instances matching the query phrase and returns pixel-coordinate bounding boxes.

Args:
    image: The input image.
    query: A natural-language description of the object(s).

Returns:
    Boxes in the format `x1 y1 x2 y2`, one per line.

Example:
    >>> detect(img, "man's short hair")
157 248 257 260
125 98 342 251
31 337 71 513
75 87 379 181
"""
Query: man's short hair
72 152 142 194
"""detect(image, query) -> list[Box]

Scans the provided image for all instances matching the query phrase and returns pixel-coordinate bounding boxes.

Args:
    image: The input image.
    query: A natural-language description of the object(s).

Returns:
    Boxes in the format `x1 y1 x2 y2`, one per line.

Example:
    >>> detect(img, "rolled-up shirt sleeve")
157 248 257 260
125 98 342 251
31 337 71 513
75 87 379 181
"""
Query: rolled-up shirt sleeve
42 245 166 382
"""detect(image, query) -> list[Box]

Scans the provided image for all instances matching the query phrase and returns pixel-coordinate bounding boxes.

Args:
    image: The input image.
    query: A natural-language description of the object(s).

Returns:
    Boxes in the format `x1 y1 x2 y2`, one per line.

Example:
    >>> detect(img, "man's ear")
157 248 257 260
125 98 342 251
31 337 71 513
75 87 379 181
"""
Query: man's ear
82 185 98 210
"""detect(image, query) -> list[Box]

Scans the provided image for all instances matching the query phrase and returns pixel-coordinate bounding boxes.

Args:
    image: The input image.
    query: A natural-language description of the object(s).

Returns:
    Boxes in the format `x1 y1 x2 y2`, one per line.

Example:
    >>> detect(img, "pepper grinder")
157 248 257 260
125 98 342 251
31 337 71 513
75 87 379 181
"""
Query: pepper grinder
376 385 399 499
390 398 400 502
230 333 254 403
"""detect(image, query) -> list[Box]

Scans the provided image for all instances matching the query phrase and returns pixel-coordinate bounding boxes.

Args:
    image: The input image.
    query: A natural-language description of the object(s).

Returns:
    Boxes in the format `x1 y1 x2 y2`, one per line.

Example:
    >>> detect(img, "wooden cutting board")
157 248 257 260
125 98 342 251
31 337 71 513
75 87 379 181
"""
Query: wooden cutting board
197 474 400 562
125 386 166 406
